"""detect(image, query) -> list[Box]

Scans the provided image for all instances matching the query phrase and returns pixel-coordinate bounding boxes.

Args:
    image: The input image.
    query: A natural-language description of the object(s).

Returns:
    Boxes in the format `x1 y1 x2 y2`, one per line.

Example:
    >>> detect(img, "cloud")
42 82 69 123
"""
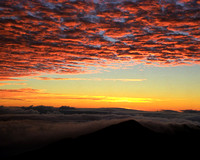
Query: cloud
0 83 26 86
0 0 199 79
99 97 153 103
0 87 153 104
103 78 146 82
0 88 46 102
35 77 89 80
1 106 200 157
0 78 25 81
0 88 42 93
35 77 146 82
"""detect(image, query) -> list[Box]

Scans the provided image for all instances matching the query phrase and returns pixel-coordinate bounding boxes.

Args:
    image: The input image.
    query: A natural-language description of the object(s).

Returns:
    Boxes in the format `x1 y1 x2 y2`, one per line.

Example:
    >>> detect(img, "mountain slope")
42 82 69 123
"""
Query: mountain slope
10 120 200 159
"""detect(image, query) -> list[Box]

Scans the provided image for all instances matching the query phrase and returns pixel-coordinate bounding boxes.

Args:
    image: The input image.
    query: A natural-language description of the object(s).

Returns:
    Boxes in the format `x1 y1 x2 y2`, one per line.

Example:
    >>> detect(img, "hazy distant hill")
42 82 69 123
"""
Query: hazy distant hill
11 119 200 159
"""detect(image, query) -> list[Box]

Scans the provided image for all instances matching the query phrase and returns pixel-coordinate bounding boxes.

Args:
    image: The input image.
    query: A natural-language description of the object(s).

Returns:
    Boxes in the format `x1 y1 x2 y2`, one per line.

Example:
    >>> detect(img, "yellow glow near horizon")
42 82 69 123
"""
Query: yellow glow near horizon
1 65 200 111
1 85 199 111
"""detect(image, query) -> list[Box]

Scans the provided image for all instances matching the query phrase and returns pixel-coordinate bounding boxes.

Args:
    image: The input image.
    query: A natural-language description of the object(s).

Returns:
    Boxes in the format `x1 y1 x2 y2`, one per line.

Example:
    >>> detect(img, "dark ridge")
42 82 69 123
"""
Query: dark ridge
8 119 200 159
87 119 155 138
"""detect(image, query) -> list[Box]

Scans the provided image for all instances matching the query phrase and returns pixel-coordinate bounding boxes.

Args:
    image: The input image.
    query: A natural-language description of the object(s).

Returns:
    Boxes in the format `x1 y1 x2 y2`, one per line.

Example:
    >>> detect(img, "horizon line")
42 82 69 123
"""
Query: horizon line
1 105 200 112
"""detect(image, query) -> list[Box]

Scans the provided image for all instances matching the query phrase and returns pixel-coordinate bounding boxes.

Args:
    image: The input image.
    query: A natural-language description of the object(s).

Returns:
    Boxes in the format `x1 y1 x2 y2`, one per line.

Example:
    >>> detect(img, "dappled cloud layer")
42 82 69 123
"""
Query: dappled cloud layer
0 0 200 78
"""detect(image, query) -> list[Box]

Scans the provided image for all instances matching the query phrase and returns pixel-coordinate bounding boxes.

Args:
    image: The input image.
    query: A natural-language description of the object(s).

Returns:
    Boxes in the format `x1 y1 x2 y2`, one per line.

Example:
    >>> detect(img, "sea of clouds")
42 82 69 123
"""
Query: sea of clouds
1 106 200 157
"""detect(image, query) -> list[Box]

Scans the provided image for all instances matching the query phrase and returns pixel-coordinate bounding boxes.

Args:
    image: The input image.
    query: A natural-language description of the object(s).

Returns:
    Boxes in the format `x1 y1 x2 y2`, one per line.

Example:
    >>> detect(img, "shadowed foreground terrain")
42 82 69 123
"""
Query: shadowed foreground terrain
9 119 200 159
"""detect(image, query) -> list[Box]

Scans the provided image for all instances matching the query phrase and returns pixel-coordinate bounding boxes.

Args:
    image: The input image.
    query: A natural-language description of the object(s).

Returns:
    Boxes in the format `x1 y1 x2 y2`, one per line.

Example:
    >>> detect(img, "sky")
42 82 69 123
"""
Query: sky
0 0 200 111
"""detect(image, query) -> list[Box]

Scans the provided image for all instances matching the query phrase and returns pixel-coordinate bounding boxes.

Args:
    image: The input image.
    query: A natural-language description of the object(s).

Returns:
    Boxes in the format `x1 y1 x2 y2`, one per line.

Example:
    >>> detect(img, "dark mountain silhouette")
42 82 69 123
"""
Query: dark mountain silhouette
8 120 200 159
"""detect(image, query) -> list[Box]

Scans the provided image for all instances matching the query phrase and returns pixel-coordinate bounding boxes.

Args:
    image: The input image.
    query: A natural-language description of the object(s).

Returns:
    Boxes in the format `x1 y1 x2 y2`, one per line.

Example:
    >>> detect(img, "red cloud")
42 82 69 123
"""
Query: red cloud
0 0 200 79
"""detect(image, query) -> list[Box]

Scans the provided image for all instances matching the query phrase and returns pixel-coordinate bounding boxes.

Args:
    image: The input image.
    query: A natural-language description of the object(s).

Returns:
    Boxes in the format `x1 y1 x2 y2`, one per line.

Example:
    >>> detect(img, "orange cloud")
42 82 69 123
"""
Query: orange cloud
0 83 26 86
35 77 146 82
0 87 154 105
102 78 146 82
0 78 25 81
0 0 200 79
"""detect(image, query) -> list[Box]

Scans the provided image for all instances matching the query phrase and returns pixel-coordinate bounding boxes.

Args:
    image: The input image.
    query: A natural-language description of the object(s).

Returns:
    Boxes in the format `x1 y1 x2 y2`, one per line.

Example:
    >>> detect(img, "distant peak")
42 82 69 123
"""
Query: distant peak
93 119 155 137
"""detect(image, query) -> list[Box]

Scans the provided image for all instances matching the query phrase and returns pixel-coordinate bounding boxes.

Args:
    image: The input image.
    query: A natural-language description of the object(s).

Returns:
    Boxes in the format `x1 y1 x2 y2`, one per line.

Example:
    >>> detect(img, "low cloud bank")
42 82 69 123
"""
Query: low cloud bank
0 106 200 157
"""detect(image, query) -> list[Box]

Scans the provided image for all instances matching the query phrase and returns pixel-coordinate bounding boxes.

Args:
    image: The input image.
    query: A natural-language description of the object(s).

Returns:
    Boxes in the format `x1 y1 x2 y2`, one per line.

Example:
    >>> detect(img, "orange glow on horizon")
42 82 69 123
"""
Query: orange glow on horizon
0 87 199 111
